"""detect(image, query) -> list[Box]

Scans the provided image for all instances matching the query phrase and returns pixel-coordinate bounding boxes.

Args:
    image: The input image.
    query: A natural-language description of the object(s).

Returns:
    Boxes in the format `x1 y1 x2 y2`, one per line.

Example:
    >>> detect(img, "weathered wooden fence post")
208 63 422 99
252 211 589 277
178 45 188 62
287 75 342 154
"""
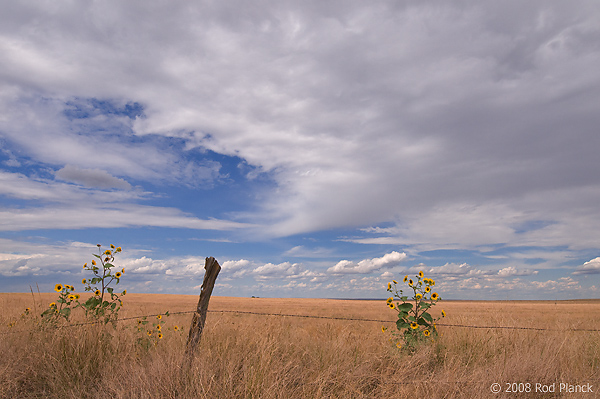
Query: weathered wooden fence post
184 256 221 366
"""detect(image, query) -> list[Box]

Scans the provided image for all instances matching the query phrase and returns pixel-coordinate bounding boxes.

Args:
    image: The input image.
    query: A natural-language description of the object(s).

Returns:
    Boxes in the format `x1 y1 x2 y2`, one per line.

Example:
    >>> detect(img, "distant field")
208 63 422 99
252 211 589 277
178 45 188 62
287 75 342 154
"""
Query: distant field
2 293 600 398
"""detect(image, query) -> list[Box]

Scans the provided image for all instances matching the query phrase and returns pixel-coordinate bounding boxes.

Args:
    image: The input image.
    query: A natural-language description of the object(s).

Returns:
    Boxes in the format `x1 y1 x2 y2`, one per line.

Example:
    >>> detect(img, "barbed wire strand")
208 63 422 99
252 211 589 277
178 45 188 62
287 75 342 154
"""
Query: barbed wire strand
3 308 600 335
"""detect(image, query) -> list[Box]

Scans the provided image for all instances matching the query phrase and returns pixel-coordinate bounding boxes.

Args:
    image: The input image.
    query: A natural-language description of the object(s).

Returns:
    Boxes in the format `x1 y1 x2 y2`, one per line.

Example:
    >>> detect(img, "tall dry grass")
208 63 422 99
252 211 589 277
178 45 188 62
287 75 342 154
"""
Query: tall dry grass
1 293 599 398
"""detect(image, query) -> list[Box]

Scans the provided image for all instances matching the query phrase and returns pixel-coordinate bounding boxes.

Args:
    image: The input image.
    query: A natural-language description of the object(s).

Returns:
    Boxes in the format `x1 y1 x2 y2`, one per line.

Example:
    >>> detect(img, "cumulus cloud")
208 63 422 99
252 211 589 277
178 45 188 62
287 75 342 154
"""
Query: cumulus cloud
573 257 600 275
328 251 406 274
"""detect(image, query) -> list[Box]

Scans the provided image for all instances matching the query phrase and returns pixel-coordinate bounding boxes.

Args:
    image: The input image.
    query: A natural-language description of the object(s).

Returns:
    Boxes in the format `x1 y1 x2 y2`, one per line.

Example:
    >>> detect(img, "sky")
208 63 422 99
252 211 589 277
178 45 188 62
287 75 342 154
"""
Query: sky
1 1 600 300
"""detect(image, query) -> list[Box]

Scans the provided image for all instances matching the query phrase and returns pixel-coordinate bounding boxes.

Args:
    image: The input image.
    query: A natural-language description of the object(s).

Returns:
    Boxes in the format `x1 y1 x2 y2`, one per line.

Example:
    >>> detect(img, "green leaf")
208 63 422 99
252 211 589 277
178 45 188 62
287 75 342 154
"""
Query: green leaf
397 311 408 320
91 278 101 284
93 254 101 259
60 308 71 318
419 302 431 309
104 263 113 268
408 316 415 322
111 302 116 310
398 303 413 311
107 287 113 294
396 320 410 329
400 296 408 301
422 312 433 322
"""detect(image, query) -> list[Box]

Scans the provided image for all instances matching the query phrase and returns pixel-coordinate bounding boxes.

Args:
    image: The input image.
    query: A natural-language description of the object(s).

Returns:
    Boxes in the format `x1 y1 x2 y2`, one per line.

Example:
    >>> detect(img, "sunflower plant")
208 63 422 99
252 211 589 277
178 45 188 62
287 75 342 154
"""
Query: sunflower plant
80 244 126 324
384 271 446 352
134 312 183 351
41 244 126 325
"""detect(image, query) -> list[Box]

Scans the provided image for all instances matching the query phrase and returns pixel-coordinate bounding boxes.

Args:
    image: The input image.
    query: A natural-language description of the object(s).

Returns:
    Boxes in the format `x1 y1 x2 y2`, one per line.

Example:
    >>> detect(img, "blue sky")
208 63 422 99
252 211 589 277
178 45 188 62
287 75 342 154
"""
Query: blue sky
2 0 600 300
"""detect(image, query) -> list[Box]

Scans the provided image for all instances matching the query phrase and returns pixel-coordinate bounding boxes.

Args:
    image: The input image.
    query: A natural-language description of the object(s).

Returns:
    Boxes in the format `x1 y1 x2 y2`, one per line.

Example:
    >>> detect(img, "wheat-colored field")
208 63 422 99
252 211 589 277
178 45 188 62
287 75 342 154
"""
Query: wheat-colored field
2 293 599 398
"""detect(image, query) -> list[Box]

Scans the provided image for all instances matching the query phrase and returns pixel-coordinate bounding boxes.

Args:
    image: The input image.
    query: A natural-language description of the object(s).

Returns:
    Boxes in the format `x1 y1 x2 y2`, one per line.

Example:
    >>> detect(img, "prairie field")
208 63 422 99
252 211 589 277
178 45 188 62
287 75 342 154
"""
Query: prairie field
1 293 600 398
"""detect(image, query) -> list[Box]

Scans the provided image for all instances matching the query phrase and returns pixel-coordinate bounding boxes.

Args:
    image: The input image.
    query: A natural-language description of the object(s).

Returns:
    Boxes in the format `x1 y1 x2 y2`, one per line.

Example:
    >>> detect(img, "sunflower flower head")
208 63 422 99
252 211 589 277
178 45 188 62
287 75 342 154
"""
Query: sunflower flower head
410 322 418 330
381 326 387 333
431 292 439 301
387 282 391 290
157 314 162 320
158 333 163 339
441 310 446 317
54 284 63 292
418 270 424 278
425 286 431 293
403 275 408 282
424 329 430 337
115 272 122 278
174 325 179 331
82 278 87 284
94 289 101 296
416 293 422 300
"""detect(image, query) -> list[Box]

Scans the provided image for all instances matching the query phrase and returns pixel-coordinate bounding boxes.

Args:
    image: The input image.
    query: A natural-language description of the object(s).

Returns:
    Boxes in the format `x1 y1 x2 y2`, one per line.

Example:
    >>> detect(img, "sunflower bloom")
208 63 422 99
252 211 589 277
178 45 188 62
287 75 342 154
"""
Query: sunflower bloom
424 329 430 337
68 294 76 301
92 260 96 266
388 302 396 309
116 247 122 252
25 307 31 312
403 275 408 282
387 282 391 290
425 286 431 293
431 292 439 301
157 314 162 320
431 280 435 286
115 272 122 278
416 293 422 300
75 294 80 299
381 326 387 333
410 322 418 329
156 325 162 331
392 280 398 284
147 330 152 336
110 244 115 249
441 310 446 317
174 325 179 331
54 284 63 292
418 271 424 278
82 278 87 284
94 290 101 296
386 297 393 304
158 333 163 339
49 302 56 308
122 290 127 295
121 268 125 273
408 279 413 286
396 342 402 349
83 263 87 268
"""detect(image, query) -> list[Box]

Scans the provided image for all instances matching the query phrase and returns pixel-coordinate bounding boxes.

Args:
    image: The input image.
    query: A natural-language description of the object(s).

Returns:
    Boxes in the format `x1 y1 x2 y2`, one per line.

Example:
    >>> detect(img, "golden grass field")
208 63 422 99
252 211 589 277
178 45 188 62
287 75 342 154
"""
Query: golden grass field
2 293 600 398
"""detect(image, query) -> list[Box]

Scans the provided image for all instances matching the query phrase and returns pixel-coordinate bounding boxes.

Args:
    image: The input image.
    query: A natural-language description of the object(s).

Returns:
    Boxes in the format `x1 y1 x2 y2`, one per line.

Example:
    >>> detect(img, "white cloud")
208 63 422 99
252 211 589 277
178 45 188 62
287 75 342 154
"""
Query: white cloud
328 251 406 274
573 257 600 275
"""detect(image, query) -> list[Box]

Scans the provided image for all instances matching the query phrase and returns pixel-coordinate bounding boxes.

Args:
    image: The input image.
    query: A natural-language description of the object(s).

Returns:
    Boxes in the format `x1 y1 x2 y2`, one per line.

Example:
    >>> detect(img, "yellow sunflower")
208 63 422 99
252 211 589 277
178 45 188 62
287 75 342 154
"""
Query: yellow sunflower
387 282 391 290
94 289 101 296
68 294 76 301
403 275 408 282
49 302 56 308
82 278 87 284
91 260 96 266
388 302 396 309
395 342 402 349
157 314 162 320
431 292 439 301
418 270 424 278
410 322 418 329
423 329 430 337
54 284 63 292
115 272 122 278
147 330 152 336
441 310 446 317
416 293 422 300
381 326 387 333
156 325 162 331
392 280 398 284
425 286 431 293
174 325 179 331
158 333 163 339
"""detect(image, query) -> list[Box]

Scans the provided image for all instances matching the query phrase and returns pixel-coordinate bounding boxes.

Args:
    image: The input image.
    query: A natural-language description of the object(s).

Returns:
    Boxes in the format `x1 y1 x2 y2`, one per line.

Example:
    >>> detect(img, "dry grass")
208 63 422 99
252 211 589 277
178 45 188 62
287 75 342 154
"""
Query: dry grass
2 293 600 398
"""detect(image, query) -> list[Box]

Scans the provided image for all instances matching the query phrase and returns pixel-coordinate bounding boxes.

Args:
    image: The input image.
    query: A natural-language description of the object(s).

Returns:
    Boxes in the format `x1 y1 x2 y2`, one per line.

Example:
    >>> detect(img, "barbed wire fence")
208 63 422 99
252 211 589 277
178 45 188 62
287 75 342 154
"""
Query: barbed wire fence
3 307 600 336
